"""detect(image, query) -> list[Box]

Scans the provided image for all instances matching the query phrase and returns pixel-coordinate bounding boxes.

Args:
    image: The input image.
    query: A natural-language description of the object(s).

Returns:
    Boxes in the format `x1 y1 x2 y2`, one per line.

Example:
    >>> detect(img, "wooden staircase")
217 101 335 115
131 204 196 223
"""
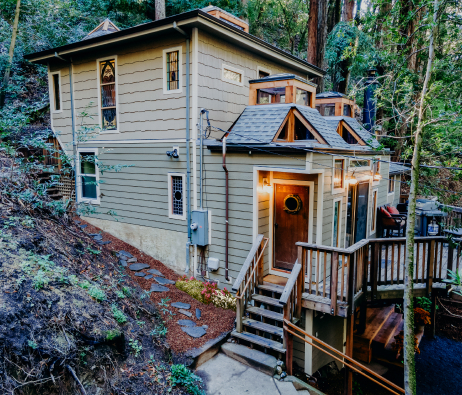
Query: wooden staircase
353 305 404 364
231 283 286 358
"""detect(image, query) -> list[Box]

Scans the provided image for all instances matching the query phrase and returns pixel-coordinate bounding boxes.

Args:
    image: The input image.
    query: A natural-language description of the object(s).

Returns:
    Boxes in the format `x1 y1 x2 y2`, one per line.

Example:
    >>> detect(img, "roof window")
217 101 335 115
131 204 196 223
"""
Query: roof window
274 108 326 144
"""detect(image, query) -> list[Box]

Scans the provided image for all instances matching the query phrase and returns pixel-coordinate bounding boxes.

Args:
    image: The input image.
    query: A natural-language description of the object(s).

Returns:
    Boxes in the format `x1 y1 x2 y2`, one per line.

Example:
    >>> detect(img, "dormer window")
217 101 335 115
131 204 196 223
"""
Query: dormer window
336 121 366 146
257 87 286 104
296 88 311 106
316 91 356 118
273 108 326 144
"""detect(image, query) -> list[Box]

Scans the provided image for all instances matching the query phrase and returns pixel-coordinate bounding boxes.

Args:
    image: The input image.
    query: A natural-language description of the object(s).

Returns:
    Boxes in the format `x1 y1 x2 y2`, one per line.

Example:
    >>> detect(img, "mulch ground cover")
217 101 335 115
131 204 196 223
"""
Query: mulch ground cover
77 217 236 354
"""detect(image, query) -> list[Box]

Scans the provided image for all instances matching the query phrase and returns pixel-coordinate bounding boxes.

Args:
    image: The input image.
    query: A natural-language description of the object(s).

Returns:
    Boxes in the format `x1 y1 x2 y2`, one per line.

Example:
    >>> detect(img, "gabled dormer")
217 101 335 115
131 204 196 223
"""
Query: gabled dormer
315 91 356 117
248 74 317 108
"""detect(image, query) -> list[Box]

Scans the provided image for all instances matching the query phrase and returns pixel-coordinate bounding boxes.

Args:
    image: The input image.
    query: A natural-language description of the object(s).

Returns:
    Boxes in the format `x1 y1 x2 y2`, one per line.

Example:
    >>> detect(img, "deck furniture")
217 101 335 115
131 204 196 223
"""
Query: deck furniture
377 205 407 237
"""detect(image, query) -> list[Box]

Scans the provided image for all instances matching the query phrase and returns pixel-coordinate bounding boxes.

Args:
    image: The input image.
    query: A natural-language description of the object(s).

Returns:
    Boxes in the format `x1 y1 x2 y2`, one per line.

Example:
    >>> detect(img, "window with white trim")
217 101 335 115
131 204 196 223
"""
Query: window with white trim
334 159 344 189
99 59 117 130
168 173 186 220
166 50 179 91
222 64 243 86
51 72 61 112
333 200 341 247
389 175 395 194
79 151 99 202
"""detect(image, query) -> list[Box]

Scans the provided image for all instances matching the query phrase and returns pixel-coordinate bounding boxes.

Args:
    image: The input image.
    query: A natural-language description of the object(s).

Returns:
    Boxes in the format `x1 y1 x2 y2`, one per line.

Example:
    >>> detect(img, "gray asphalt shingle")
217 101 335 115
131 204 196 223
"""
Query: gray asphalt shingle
323 116 380 148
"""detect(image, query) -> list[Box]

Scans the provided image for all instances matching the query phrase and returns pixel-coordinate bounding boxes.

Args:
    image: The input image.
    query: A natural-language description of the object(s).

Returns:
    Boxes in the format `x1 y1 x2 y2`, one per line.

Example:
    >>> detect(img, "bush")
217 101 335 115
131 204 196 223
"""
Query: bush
112 304 127 324
176 276 236 311
170 364 203 395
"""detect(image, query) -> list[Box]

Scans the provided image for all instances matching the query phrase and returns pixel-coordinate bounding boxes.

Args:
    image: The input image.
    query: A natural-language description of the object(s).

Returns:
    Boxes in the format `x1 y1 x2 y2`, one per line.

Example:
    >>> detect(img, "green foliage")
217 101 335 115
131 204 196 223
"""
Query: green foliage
86 247 101 255
150 323 168 337
129 338 142 357
416 297 437 313
111 304 127 324
169 364 204 395
27 340 37 349
105 329 121 341
122 286 132 297
115 290 126 299
88 285 106 302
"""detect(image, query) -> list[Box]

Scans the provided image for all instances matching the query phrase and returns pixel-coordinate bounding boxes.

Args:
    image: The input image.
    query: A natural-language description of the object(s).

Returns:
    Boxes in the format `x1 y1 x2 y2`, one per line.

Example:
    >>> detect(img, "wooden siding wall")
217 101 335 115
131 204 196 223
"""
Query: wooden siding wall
197 31 307 134
49 34 187 152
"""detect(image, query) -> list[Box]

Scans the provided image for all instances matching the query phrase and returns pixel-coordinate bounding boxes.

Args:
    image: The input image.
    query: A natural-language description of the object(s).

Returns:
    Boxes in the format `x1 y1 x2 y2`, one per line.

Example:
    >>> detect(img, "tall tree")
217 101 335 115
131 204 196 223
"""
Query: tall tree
342 0 354 21
155 0 165 19
404 1 439 392
0 0 20 108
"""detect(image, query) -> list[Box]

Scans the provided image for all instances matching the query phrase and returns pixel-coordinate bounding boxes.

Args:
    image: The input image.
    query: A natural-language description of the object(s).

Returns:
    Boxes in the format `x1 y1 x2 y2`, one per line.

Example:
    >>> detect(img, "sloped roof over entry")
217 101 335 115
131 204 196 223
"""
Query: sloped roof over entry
324 116 380 148
227 104 350 148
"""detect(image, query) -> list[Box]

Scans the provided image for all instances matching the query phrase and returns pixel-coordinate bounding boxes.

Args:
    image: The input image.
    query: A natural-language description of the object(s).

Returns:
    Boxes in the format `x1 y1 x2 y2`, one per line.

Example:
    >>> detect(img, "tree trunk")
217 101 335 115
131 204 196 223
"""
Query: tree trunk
403 0 438 394
327 0 342 33
316 0 329 92
308 0 329 91
155 0 165 20
342 0 355 21
307 0 319 66
0 0 21 108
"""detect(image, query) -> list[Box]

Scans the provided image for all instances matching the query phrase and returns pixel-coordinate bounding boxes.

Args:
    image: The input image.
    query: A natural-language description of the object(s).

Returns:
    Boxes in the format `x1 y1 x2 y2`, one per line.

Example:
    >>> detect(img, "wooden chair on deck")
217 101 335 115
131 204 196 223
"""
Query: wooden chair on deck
377 205 407 237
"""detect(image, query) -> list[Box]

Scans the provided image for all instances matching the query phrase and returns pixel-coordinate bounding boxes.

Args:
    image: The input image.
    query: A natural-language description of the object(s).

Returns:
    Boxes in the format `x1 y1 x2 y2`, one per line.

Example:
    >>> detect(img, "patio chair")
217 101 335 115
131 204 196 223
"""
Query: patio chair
378 205 407 237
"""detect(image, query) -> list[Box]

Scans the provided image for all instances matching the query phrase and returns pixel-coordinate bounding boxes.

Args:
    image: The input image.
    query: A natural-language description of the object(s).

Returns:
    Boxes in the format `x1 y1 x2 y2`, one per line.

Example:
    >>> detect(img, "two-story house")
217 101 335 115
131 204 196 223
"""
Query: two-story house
26 7 409 378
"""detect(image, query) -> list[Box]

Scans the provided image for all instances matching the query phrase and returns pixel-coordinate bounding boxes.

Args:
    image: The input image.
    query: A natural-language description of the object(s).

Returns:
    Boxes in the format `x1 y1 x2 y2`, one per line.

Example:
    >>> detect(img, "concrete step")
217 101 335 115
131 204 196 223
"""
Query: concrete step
231 330 285 354
221 342 278 376
242 318 283 338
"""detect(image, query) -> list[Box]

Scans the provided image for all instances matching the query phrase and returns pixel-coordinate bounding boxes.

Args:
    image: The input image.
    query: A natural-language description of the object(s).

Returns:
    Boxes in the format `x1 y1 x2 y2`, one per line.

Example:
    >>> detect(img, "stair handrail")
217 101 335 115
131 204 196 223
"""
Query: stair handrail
283 318 405 395
279 261 300 306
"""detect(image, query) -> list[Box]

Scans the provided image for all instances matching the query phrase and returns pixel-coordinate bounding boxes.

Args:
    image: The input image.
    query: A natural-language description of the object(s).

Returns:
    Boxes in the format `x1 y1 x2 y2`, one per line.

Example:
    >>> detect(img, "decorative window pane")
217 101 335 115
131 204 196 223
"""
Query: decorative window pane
333 201 340 247
334 159 344 189
52 73 60 111
223 68 242 83
100 59 117 130
80 152 98 200
167 51 179 90
171 175 183 216
296 88 309 106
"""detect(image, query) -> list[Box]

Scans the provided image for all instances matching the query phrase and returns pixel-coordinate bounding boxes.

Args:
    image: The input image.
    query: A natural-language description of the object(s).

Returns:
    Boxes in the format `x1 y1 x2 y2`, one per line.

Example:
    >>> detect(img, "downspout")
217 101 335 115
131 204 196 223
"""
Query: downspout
222 137 229 281
173 22 192 274
55 52 78 212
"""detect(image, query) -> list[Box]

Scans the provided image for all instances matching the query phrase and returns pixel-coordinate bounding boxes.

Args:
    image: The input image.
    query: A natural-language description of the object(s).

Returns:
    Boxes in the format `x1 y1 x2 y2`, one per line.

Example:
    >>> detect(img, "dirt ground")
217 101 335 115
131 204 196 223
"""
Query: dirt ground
78 218 236 355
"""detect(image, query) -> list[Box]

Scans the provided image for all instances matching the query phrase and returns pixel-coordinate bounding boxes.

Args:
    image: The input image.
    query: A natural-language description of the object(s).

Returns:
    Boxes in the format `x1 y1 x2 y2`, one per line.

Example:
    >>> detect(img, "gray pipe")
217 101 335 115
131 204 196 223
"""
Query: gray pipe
54 52 78 211
173 22 192 274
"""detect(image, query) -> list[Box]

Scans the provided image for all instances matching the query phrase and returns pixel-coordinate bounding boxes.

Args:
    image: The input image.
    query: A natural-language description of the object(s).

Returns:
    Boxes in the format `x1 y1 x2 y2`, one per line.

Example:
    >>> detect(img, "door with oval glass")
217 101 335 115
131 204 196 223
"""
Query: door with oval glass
273 184 309 271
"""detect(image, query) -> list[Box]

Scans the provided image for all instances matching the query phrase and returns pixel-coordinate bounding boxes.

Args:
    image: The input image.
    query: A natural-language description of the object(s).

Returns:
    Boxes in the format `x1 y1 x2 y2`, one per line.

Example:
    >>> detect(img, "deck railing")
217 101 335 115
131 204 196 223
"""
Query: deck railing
440 204 462 228
232 234 269 332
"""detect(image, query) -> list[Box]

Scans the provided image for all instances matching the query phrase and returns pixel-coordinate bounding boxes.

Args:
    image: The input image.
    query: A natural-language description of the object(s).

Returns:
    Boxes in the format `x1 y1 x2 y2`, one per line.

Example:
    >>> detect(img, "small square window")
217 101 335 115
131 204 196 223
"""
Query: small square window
169 174 186 220
334 159 344 189
343 104 351 116
296 88 310 106
52 73 61 111
222 64 243 86
79 152 98 201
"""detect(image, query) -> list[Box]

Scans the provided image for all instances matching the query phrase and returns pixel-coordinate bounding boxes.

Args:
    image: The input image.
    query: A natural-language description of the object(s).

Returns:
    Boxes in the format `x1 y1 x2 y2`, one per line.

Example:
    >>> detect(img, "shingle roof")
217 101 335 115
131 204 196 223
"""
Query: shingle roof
82 19 120 41
389 162 411 175
249 73 316 87
227 104 350 148
316 91 348 99
323 116 380 148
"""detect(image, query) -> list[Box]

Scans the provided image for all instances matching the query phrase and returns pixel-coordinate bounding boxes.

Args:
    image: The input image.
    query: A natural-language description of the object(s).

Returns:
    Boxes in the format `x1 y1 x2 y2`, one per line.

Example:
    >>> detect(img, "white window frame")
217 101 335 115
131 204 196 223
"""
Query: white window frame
168 172 186 220
257 66 271 79
96 55 119 134
372 157 381 185
222 63 244 86
77 148 100 205
332 197 342 247
371 188 378 233
332 157 346 195
163 46 183 94
49 70 63 113
348 158 371 172
388 174 396 196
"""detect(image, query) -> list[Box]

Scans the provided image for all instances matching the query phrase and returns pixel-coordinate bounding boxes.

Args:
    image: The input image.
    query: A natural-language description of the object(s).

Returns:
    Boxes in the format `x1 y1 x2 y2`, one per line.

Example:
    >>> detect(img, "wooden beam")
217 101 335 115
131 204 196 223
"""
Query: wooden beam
330 252 339 315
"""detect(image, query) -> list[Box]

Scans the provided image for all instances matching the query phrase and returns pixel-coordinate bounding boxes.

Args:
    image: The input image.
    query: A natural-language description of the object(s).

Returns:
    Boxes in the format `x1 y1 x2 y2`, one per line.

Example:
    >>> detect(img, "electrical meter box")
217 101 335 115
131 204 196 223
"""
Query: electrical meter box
190 210 209 246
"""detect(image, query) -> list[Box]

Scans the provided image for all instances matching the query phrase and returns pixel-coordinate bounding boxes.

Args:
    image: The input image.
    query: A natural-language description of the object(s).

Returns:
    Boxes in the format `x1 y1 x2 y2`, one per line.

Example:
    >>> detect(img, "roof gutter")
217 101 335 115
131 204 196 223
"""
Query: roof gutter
173 22 193 275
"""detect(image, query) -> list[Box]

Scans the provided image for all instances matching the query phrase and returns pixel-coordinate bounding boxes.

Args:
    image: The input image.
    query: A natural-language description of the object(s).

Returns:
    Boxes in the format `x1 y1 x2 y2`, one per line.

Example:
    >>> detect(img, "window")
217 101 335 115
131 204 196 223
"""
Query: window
372 160 380 175
296 88 310 106
222 64 243 86
341 125 359 144
99 59 117 131
343 104 351 117
294 117 314 140
334 159 344 189
78 151 99 203
166 50 179 91
258 69 270 78
168 173 186 220
389 175 395 194
333 200 341 247
257 87 286 104
350 159 370 168
324 104 336 116
51 72 61 112
371 190 378 232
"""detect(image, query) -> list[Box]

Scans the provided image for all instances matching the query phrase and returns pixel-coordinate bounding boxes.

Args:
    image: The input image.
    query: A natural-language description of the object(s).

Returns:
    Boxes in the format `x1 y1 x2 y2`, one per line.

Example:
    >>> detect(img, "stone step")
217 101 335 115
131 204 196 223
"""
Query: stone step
242 318 283 337
246 306 283 322
231 330 286 354
252 294 282 308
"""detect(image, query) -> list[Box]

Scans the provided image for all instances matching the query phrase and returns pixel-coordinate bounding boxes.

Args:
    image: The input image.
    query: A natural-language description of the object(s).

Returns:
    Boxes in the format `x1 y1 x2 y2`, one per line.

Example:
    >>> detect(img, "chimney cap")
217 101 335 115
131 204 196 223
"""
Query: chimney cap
367 67 378 76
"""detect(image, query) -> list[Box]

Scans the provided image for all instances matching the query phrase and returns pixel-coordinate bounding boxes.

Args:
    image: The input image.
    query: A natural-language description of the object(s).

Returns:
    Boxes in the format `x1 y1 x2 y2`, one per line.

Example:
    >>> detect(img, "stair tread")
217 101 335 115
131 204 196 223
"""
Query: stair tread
252 294 281 307
385 320 404 352
231 330 286 353
257 283 285 294
373 312 403 348
242 318 283 337
247 306 283 322
355 306 395 345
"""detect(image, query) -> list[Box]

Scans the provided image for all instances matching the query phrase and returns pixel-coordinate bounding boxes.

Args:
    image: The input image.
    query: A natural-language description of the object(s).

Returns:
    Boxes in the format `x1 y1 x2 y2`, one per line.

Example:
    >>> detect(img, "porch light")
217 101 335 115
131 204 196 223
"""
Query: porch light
348 175 358 185
373 173 382 181
263 178 272 193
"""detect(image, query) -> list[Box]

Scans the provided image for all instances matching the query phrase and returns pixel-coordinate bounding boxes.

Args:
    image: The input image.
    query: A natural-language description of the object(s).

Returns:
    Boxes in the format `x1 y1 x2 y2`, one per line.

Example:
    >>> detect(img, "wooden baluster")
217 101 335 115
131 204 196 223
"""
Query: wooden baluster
340 254 345 302
377 242 382 285
439 241 443 281
397 243 401 284
384 243 388 285
284 303 293 375
323 252 327 298
391 243 395 285
316 249 320 296
347 253 355 315
330 252 339 315
416 242 420 283
448 241 454 276
296 247 304 320
427 240 435 297
308 249 313 295
421 242 426 284
371 242 379 301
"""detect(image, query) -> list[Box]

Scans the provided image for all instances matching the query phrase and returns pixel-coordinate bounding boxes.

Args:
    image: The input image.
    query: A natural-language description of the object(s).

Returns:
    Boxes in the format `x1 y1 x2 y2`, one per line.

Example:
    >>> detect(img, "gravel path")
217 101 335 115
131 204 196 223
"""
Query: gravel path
416 336 462 395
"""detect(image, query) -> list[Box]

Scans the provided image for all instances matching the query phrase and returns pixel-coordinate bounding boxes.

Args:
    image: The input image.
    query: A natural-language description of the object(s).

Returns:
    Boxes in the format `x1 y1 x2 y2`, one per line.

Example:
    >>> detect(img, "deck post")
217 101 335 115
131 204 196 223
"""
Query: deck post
284 305 293 375
358 247 368 334
344 314 354 395
330 252 339 315
296 246 304 320
371 242 379 301
347 252 355 315
236 286 243 333
257 243 264 285
426 239 435 297
448 241 454 273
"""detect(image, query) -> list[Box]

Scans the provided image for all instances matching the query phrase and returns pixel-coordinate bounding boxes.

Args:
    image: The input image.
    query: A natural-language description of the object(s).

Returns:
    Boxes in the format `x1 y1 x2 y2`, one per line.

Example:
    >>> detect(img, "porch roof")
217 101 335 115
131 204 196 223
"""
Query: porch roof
389 162 411 175
323 116 380 149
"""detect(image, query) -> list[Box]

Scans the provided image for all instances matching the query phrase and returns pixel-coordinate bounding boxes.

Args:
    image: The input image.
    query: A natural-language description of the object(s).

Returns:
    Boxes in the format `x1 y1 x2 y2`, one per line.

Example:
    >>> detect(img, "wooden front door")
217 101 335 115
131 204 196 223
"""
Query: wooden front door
274 184 309 271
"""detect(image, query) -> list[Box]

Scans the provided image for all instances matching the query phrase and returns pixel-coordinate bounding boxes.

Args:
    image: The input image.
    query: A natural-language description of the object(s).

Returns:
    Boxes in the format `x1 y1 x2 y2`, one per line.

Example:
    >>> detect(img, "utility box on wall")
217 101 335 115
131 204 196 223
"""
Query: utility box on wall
190 209 209 246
